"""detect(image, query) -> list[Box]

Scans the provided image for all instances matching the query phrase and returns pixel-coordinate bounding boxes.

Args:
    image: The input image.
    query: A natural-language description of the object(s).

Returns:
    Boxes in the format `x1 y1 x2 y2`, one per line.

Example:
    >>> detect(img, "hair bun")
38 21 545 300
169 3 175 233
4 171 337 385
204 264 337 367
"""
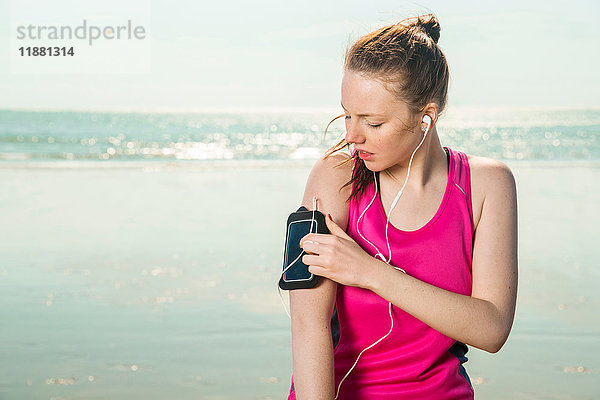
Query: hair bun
416 14 441 44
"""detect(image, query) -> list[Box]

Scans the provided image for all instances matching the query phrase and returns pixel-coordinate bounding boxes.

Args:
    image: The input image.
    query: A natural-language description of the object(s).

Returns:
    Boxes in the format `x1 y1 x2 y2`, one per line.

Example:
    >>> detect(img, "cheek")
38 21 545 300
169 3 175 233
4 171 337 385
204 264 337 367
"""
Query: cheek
377 133 415 160
384 127 412 146
378 131 402 149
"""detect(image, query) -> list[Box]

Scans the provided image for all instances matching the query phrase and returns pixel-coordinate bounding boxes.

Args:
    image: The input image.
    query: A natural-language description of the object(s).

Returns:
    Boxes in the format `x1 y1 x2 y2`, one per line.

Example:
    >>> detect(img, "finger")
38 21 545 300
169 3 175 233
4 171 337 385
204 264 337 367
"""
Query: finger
301 240 320 254
302 254 321 266
299 233 317 246
307 265 328 278
325 214 352 240
301 240 320 246
300 234 329 248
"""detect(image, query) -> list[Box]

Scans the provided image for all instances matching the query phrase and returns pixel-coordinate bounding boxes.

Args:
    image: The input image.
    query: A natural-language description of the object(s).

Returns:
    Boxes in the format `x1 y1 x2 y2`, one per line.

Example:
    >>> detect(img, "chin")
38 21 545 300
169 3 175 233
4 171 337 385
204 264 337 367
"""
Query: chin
357 154 388 172
362 161 384 173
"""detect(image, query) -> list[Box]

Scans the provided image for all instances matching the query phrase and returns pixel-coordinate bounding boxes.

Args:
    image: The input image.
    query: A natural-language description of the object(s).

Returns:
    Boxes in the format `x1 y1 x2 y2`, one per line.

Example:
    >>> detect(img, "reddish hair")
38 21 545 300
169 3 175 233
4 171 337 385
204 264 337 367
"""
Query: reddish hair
321 13 450 203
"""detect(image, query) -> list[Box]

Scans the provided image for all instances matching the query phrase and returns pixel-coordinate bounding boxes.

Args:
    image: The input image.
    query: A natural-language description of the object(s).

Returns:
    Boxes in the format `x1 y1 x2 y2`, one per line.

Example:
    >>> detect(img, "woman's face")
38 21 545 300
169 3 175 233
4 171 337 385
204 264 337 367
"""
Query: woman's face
341 70 423 172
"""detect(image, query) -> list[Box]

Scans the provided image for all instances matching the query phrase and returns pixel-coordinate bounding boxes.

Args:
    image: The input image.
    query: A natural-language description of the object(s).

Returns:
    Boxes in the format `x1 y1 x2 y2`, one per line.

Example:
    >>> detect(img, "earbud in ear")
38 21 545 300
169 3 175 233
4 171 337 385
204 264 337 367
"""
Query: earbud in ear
421 115 432 134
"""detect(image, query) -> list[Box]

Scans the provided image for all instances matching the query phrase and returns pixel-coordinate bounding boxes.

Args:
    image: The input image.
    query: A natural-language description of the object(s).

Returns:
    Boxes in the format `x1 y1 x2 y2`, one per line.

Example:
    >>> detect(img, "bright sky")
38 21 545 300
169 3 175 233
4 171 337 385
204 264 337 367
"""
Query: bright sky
0 0 598 111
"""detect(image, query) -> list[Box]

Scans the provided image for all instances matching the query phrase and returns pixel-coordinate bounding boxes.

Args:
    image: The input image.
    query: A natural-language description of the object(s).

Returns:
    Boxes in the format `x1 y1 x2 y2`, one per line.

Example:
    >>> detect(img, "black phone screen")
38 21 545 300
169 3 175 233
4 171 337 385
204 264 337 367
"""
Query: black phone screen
283 219 317 282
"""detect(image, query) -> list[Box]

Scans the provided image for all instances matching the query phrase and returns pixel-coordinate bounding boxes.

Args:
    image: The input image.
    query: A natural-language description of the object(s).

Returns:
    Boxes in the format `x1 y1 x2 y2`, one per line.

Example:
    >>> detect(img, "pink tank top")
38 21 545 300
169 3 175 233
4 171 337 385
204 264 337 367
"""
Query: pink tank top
288 146 475 399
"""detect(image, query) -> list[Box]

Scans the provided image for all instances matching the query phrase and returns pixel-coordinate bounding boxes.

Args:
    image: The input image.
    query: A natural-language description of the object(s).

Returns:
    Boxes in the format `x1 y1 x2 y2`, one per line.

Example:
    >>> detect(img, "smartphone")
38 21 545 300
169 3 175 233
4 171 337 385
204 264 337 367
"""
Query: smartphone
279 206 329 290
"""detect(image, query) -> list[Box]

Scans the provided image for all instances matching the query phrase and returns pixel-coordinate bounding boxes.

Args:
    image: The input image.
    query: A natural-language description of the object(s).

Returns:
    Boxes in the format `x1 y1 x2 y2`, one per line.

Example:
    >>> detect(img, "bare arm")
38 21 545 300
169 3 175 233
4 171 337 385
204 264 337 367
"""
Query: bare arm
362 159 518 353
289 154 352 399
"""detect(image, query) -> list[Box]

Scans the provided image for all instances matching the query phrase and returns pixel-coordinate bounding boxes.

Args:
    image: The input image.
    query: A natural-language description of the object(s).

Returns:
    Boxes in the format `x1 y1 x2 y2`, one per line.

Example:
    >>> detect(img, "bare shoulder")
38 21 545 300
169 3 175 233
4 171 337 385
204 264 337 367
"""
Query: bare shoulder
467 154 516 191
290 152 353 322
466 154 517 231
305 152 354 189
301 152 354 231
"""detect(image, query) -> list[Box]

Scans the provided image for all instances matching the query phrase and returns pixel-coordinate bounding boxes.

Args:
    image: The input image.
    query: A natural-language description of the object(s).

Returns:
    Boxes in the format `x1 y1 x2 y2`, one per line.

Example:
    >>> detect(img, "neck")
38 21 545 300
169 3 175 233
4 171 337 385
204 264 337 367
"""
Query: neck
382 128 446 189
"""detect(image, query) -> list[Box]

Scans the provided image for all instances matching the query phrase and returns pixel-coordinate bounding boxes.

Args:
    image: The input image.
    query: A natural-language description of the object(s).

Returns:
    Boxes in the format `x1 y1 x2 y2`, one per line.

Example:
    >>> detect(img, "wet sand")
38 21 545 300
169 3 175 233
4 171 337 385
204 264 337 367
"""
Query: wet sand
0 160 598 399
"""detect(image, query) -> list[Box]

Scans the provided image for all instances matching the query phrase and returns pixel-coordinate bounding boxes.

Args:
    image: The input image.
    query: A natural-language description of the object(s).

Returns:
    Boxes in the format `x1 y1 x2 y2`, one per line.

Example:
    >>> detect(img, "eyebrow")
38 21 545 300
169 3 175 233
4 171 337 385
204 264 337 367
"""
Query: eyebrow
340 102 384 117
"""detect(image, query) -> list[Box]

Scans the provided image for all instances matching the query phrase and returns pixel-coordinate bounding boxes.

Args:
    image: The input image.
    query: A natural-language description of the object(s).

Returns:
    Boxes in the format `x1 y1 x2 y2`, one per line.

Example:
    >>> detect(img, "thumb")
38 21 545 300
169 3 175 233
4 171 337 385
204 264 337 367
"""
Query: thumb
325 213 352 240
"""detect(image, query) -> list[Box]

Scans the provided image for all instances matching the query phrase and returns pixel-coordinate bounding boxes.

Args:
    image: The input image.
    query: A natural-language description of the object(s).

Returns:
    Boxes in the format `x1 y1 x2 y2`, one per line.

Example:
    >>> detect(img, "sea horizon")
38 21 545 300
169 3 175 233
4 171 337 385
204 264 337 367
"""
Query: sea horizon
1 107 599 164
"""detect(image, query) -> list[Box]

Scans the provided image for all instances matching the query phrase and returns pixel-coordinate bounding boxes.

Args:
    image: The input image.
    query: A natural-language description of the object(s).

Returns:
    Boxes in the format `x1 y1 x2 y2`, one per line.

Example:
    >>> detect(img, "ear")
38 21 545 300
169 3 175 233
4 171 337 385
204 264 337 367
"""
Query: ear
422 102 439 128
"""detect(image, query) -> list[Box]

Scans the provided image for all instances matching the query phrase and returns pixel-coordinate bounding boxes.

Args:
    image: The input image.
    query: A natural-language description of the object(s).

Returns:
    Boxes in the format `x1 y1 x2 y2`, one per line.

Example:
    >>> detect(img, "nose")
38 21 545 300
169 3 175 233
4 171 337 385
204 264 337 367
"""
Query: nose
344 119 365 145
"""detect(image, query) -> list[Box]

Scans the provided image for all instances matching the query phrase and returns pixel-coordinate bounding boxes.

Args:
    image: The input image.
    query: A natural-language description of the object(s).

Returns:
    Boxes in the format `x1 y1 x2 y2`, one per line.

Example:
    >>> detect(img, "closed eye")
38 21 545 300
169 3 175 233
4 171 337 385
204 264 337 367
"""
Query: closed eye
345 115 382 128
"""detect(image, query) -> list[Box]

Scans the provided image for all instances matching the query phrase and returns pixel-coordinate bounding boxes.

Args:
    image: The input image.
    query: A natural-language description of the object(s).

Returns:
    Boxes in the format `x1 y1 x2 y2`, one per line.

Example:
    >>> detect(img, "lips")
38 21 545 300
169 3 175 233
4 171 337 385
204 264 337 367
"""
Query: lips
356 149 373 160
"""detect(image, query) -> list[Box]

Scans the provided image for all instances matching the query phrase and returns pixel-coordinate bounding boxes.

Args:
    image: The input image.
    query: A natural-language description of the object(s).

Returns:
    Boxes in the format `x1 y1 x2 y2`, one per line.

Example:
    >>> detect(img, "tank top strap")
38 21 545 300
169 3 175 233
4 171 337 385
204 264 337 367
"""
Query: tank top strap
445 146 474 231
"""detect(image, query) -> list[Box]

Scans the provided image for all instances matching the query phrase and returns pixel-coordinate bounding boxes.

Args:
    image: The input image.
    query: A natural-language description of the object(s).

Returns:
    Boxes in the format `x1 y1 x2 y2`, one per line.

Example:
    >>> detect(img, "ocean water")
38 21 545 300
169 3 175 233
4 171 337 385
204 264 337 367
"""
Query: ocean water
0 108 599 399
1 107 599 163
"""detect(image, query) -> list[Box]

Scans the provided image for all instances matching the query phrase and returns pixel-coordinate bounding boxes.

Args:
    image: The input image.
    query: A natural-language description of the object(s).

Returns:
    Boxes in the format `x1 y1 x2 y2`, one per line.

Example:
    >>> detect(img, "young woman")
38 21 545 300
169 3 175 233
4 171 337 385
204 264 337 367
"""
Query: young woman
286 13 518 400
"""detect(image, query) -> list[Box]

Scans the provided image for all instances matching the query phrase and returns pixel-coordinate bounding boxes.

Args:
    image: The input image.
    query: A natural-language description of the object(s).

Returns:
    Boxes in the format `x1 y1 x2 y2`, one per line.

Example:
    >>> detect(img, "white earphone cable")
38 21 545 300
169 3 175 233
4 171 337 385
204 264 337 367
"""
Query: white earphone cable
334 118 431 399
277 117 432 398
278 196 318 319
